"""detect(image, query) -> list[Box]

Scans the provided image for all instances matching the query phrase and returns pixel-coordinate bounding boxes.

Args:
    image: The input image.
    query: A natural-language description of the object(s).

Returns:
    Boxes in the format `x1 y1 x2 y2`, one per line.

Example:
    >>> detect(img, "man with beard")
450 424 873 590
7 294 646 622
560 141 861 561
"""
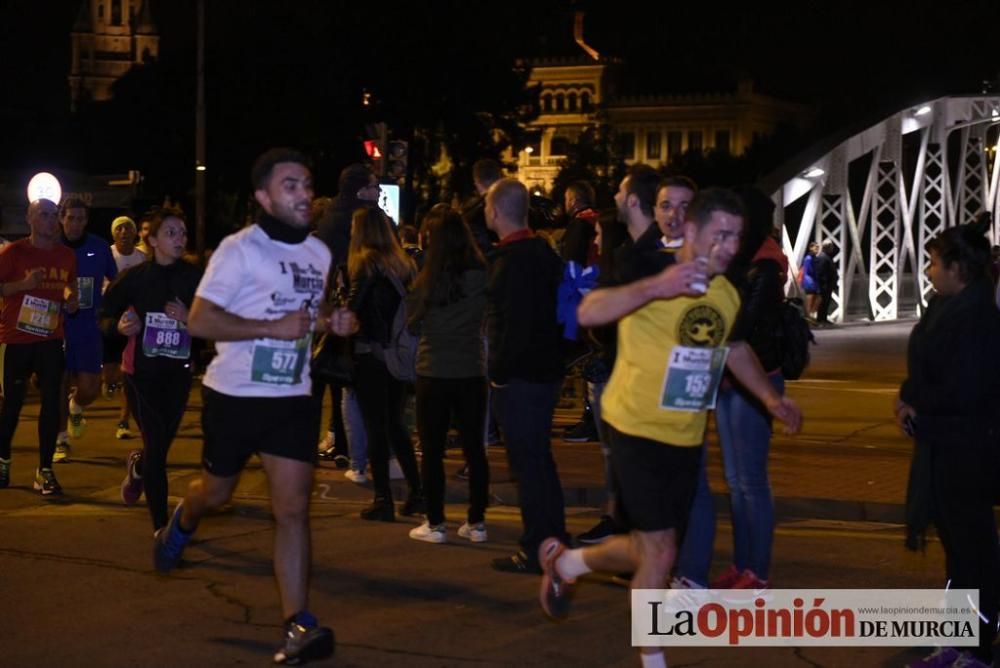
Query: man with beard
153 148 357 665
536 189 802 668
0 199 78 495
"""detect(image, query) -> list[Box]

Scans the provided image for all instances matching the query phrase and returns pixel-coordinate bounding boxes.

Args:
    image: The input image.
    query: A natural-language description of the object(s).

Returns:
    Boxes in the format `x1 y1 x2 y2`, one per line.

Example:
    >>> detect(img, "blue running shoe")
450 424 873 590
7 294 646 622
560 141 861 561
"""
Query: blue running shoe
154 503 192 572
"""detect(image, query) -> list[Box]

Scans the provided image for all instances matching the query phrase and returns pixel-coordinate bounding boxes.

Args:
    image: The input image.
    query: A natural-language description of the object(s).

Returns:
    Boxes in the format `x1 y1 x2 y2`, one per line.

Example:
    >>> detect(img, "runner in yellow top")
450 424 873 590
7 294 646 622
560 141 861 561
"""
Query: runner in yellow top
534 188 802 668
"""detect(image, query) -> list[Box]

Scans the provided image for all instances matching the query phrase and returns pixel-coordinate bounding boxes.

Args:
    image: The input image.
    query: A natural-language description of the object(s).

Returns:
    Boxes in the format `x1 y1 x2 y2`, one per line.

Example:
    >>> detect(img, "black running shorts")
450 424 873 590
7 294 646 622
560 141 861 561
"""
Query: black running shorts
605 422 701 533
200 386 321 477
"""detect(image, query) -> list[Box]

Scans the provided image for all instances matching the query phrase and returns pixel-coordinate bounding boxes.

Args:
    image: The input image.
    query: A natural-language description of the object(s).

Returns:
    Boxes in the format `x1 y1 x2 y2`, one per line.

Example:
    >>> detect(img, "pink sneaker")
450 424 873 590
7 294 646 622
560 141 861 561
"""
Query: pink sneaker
709 564 742 589
731 568 770 591
538 537 575 620
120 449 144 506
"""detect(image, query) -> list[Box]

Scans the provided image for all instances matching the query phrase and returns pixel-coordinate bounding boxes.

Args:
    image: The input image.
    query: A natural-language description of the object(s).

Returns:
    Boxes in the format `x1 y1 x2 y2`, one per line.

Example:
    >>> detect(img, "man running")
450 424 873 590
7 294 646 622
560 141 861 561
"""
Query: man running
152 148 356 664
0 199 78 494
56 198 117 460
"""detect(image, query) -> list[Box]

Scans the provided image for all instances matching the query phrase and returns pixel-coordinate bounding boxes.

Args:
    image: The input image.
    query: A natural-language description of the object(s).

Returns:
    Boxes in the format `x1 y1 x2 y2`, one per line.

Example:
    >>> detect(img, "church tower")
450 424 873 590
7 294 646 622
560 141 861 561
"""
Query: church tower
69 0 160 111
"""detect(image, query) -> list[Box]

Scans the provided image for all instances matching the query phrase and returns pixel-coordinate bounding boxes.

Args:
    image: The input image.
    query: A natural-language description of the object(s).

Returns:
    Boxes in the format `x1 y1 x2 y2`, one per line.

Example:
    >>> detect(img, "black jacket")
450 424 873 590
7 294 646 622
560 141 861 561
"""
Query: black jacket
900 278 1000 549
812 251 837 293
100 260 204 377
315 197 375 270
348 266 404 346
486 235 564 384
461 195 499 258
729 258 785 373
900 278 1000 423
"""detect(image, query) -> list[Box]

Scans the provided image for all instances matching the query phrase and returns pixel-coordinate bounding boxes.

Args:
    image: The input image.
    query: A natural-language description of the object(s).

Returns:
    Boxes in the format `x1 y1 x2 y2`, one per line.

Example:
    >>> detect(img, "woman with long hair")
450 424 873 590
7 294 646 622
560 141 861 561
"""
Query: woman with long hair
101 208 203 536
406 206 490 543
898 224 1000 668
347 207 423 521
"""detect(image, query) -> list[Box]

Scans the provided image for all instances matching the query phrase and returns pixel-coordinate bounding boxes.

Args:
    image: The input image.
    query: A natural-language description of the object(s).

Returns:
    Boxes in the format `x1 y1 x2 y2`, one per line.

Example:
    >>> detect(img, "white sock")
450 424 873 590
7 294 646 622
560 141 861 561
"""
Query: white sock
57 431 69 444
556 548 592 580
69 398 83 415
640 651 667 668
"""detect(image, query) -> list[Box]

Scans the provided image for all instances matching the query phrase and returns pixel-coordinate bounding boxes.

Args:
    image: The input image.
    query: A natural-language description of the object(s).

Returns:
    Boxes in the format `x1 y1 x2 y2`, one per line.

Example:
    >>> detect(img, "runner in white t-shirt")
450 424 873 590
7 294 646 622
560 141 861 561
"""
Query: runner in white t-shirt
151 148 357 665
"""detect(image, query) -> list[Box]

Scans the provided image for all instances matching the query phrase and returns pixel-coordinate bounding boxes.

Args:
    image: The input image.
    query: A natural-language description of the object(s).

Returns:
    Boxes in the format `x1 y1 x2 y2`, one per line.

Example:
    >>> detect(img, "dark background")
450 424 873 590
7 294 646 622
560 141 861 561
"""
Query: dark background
2 0 999 238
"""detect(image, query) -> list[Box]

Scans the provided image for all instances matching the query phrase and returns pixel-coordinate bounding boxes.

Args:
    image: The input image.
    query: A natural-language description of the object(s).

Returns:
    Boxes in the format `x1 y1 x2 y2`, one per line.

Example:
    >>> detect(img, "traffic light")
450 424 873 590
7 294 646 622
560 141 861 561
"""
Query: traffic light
363 122 388 177
386 140 408 184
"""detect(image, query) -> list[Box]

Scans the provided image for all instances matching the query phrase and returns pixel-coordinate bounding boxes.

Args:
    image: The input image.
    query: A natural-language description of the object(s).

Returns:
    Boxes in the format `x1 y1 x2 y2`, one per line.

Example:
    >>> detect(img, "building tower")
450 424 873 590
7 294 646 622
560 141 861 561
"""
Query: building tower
68 0 160 111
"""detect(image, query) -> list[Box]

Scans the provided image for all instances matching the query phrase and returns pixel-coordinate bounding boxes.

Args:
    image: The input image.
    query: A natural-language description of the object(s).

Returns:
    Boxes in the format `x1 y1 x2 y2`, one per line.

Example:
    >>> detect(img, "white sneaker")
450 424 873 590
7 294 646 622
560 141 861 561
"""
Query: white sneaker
388 458 404 480
317 432 335 454
670 576 706 590
409 521 447 544
457 521 488 543
344 469 367 484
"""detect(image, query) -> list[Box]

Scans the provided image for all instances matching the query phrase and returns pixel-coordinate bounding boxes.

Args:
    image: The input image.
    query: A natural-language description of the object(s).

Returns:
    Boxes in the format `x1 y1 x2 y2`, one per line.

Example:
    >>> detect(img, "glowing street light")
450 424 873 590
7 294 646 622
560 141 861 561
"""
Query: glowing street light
914 105 932 116
525 146 534 154
804 167 825 178
26 172 62 204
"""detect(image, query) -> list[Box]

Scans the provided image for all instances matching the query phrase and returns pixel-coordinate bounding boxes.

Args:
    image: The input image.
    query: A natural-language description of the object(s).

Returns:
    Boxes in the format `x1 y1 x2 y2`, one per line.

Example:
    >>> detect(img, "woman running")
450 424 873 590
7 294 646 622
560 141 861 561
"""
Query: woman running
101 208 203 536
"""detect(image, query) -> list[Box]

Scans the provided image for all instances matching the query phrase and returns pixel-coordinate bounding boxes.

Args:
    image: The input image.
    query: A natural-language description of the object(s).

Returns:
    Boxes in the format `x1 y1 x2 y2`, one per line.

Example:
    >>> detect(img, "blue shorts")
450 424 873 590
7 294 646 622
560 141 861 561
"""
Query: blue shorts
64 320 103 374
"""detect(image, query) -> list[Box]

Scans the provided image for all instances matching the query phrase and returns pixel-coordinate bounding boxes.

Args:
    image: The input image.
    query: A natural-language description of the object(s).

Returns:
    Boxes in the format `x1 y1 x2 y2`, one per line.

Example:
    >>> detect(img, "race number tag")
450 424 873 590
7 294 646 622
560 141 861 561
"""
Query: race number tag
251 335 310 386
77 277 95 310
660 345 729 412
16 296 60 336
142 312 192 360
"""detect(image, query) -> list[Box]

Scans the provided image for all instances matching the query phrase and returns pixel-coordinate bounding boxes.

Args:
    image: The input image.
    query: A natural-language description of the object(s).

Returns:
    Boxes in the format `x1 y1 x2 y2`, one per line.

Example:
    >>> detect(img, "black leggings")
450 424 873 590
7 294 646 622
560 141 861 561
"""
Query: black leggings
125 370 192 531
354 353 420 502
0 340 64 468
415 376 489 525
311 380 348 457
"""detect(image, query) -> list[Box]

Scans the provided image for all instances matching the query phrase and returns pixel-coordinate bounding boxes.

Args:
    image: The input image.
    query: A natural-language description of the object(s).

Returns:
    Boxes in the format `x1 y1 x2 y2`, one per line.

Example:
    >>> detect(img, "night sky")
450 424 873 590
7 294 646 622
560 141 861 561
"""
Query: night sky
2 0 1000 198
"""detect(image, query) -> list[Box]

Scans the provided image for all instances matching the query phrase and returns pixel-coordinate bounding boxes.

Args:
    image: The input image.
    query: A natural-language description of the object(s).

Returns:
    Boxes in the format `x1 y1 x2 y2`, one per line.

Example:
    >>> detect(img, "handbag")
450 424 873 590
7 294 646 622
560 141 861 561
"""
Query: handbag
312 331 355 386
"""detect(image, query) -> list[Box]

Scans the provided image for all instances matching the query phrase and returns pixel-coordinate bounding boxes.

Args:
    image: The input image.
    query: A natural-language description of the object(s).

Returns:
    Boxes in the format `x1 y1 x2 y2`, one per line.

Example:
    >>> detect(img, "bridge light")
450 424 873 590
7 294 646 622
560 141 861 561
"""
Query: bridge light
914 105 932 116
803 167 825 178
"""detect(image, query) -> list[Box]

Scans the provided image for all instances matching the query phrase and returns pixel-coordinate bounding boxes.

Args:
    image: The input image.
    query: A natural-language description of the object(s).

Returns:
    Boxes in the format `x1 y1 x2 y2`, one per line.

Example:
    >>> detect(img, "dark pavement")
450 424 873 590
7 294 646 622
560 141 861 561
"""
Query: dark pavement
0 320 981 667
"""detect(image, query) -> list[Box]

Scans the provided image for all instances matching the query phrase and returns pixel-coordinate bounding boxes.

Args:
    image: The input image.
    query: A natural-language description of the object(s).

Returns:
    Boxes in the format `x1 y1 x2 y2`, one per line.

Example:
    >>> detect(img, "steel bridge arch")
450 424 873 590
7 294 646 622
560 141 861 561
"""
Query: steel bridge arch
771 95 1000 322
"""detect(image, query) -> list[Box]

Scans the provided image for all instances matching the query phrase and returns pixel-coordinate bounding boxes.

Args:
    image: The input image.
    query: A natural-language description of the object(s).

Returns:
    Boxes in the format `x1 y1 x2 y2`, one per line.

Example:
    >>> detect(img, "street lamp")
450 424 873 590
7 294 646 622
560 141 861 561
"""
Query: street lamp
26 172 62 204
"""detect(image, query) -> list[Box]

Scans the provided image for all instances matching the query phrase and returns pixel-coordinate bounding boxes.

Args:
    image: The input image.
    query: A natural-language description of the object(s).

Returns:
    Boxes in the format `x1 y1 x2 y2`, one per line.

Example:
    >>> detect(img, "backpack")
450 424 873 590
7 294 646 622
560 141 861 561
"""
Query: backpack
776 297 815 380
372 270 418 383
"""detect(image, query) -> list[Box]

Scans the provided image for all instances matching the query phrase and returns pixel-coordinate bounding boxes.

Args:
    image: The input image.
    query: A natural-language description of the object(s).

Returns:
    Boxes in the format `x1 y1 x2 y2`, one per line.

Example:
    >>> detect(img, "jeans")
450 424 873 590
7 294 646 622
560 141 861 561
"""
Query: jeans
677 374 783 584
718 373 783 579
342 387 367 472
415 376 489 525
492 379 567 558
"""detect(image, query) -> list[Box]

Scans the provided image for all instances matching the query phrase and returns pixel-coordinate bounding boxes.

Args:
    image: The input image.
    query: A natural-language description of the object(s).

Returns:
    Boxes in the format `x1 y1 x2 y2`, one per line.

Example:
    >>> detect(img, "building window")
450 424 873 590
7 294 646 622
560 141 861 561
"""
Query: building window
688 131 703 152
555 94 565 112
646 132 662 160
542 94 552 113
111 0 122 25
715 130 731 154
581 92 592 112
550 136 570 156
98 3 105 20
667 132 683 159
568 92 578 112
618 132 636 160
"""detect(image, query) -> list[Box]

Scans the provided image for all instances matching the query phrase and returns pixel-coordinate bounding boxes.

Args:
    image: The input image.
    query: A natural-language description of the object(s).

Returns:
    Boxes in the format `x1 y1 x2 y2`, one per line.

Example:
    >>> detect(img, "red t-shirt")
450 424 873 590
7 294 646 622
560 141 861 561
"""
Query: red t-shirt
0 239 77 343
